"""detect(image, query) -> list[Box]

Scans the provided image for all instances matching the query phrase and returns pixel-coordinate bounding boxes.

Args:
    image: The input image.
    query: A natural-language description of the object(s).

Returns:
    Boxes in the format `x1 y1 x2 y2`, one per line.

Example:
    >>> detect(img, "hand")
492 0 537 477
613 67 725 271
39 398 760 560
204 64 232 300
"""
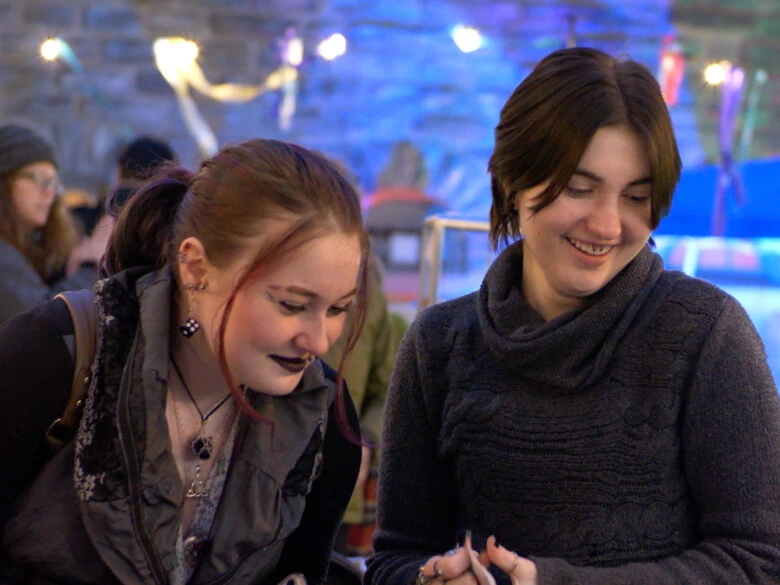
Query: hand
485 536 537 585
416 547 476 585
415 532 493 585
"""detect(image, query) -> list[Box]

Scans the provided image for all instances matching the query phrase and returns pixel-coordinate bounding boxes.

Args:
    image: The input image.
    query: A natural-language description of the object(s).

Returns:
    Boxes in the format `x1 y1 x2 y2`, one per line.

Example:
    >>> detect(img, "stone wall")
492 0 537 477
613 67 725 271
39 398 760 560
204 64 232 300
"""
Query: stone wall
0 0 776 210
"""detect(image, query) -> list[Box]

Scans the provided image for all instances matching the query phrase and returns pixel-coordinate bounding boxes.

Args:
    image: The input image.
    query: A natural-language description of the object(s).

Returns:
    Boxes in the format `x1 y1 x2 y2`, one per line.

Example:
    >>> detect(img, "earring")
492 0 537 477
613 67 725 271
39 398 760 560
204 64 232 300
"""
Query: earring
180 310 200 338
180 281 206 338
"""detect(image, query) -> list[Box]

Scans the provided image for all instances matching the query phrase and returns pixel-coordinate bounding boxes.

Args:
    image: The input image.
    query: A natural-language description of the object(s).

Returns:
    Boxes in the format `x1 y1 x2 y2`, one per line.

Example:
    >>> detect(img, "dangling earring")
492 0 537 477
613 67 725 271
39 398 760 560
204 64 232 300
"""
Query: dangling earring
180 281 206 338
180 306 200 338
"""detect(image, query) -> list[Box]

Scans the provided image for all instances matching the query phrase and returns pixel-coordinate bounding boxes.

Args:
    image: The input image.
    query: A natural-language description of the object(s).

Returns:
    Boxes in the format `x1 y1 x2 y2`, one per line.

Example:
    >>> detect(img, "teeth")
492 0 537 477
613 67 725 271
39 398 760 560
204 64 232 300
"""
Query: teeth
567 238 611 256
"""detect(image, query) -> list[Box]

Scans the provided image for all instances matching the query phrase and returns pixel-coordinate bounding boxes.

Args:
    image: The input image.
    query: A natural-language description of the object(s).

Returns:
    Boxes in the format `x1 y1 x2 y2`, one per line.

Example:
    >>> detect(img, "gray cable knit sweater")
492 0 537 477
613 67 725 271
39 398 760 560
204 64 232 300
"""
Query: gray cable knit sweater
365 242 780 585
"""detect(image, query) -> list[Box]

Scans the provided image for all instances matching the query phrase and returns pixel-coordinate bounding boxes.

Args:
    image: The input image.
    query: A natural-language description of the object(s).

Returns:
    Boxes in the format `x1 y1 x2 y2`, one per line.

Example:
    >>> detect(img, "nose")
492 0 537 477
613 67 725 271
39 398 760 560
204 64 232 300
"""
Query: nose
295 315 331 357
587 196 621 241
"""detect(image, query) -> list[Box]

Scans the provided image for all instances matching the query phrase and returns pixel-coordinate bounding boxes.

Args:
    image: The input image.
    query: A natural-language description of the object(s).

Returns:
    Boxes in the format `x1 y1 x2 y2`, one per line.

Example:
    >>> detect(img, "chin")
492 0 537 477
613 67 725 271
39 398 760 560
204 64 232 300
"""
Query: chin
564 282 609 300
246 377 302 397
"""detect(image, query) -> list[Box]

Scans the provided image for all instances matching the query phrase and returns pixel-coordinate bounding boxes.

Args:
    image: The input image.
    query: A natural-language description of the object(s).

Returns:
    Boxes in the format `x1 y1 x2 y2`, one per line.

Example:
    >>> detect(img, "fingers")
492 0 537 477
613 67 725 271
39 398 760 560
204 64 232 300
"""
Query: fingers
417 547 477 585
466 549 496 585
434 547 474 579
477 550 491 569
444 572 480 585
485 536 516 573
485 536 537 583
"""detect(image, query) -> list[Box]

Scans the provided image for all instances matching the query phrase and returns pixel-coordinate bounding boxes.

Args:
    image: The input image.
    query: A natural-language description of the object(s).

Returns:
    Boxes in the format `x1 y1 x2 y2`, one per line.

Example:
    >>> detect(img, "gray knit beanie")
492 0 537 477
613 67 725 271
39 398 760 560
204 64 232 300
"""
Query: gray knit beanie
0 124 57 177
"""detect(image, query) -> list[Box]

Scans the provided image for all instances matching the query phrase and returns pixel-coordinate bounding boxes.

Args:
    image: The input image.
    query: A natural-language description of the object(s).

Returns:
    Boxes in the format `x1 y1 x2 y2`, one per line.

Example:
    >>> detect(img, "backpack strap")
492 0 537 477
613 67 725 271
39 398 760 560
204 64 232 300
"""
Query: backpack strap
45 289 97 453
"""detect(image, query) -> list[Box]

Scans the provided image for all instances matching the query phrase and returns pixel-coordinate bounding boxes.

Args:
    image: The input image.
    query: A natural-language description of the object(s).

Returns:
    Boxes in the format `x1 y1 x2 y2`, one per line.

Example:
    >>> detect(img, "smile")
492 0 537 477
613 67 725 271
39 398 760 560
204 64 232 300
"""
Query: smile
566 238 613 257
270 355 310 374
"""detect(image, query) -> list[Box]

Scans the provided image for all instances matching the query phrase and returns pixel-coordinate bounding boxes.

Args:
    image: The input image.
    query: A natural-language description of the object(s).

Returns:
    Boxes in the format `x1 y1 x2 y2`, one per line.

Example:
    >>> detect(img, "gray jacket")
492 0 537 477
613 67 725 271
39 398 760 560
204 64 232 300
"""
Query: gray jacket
3 266 360 584
0 238 97 326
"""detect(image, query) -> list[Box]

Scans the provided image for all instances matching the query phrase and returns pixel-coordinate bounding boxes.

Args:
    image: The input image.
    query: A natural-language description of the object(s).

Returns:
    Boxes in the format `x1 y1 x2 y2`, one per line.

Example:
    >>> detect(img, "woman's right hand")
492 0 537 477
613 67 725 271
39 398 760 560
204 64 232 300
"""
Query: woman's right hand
416 547 479 585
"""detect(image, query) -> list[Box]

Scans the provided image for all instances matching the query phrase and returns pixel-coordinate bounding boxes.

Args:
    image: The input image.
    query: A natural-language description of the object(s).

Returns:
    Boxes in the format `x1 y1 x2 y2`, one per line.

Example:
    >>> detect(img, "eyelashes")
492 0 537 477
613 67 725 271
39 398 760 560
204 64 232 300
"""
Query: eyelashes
564 186 651 204
267 293 352 316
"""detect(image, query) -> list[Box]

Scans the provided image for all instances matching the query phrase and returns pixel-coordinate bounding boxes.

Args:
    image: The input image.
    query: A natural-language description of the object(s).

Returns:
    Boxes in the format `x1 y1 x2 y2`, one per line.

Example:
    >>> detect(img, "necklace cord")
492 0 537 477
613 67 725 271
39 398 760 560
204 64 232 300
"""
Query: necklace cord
170 356 233 421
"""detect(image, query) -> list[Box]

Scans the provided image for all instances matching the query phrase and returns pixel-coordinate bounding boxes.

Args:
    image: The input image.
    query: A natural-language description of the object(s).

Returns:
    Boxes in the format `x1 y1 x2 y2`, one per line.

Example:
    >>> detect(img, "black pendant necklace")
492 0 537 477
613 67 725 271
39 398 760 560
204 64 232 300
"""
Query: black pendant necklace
170 356 233 461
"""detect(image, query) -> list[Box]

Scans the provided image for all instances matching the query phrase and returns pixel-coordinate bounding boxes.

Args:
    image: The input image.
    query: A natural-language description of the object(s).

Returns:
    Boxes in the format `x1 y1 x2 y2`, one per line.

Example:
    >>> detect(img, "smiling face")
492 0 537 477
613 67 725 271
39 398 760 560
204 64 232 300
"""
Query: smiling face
185 227 362 396
517 125 653 320
9 161 60 229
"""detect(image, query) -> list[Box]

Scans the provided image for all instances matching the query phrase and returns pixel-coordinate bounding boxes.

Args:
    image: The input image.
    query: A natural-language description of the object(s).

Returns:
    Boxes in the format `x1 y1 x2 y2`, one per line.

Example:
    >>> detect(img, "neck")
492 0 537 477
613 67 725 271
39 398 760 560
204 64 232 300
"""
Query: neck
520 274 582 322
170 305 234 404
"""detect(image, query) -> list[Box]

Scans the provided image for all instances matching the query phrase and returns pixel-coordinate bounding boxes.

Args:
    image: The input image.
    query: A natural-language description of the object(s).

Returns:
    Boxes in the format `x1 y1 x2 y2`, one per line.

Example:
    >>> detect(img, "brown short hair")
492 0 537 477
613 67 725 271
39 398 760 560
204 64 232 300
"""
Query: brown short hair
488 47 682 248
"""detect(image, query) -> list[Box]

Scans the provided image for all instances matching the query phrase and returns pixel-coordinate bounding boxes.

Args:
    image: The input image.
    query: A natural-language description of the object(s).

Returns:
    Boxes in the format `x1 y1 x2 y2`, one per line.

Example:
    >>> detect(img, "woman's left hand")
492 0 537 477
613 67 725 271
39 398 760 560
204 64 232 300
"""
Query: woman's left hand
485 536 537 585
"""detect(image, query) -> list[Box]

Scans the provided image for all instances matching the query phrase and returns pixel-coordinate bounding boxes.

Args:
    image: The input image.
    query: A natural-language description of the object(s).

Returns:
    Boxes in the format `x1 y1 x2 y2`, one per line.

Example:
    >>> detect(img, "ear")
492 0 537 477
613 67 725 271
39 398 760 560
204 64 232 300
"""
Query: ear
178 237 211 286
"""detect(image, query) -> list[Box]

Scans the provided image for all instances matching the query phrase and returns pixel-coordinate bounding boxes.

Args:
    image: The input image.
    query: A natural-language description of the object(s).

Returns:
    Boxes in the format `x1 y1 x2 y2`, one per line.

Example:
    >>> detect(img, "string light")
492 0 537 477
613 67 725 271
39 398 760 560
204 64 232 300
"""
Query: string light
317 34 347 61
153 37 199 75
704 61 731 86
40 38 64 61
452 25 482 53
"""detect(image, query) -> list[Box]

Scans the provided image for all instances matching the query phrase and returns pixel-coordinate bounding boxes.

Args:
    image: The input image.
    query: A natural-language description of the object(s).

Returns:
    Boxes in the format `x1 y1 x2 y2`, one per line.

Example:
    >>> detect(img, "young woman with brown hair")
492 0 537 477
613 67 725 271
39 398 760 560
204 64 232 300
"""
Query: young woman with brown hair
366 47 780 585
0 124 103 325
1 139 370 585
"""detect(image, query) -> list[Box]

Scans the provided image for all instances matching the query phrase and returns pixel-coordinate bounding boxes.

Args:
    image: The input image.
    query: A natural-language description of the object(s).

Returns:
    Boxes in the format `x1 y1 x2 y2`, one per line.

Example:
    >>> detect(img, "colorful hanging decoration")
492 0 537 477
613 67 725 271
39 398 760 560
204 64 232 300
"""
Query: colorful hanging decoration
40 37 132 139
738 69 768 162
274 27 303 131
658 34 685 106
153 34 303 157
711 64 746 236
565 15 577 49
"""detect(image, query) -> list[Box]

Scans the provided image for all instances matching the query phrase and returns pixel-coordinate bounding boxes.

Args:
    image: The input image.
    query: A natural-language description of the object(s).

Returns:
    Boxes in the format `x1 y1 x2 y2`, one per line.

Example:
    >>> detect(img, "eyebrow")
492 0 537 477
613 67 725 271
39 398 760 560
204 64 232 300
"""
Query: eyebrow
572 169 652 188
269 285 358 301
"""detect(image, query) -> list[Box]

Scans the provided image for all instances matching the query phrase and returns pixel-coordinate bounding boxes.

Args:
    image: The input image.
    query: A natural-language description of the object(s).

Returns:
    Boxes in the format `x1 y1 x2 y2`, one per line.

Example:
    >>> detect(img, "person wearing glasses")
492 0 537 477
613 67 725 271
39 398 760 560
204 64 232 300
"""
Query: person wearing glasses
0 123 104 325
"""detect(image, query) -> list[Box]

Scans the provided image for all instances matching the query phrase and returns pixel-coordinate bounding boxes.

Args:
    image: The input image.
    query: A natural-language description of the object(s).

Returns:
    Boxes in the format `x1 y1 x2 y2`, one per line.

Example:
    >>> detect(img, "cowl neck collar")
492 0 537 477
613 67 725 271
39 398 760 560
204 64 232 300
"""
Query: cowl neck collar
476 241 663 391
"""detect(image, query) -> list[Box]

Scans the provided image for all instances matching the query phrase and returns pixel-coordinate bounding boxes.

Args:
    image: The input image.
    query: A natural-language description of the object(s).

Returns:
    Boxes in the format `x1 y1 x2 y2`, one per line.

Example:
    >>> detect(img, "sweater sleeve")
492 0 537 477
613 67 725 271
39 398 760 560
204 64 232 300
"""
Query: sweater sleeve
266 387 362 585
530 295 780 585
0 300 74 538
365 313 461 585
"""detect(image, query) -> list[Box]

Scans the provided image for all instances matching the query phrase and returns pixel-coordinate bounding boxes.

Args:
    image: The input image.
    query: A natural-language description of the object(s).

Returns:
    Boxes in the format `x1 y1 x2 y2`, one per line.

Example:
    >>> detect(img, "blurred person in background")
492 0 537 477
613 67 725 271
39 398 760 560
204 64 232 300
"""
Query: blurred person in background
0 123 104 325
116 135 177 185
321 158 403 559
87 136 179 270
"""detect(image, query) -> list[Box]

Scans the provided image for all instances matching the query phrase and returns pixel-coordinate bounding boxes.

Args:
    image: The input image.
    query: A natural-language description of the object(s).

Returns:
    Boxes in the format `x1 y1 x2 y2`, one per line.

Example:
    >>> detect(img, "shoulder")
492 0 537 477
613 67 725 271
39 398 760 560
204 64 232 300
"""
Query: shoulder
394 293 479 380
0 298 75 392
658 270 743 323
0 296 74 342
650 271 763 360
0 239 38 277
413 292 478 338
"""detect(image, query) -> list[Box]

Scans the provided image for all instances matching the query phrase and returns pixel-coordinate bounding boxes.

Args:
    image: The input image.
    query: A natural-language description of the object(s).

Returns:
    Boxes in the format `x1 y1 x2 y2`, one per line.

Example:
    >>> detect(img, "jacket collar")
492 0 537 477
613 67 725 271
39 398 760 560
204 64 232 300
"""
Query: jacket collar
77 265 335 583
